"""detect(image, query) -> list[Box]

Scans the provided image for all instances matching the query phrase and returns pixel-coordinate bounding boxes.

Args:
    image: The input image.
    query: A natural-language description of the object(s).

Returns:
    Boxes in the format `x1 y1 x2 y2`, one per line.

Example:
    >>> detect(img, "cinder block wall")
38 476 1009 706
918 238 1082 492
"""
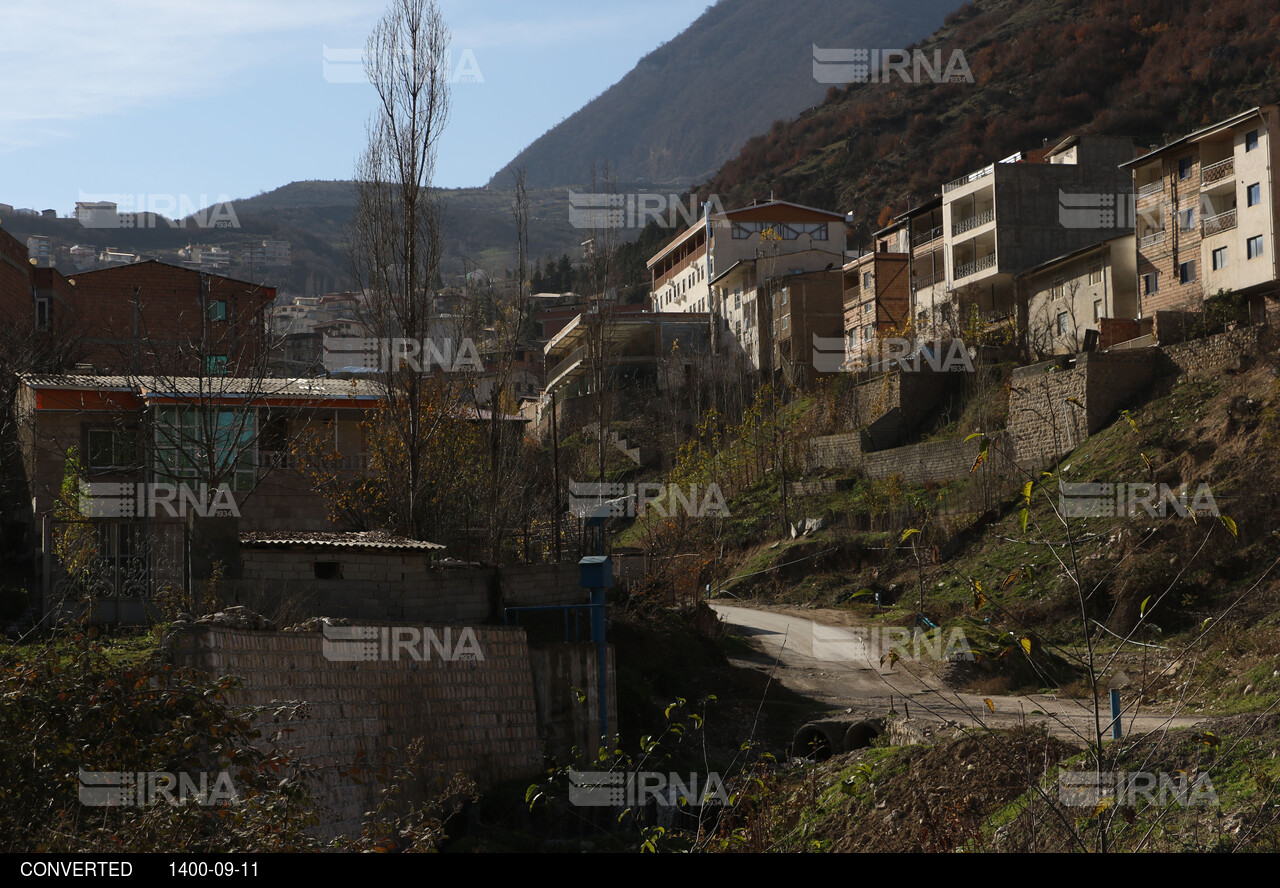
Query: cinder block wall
166 623 543 837
237 555 588 624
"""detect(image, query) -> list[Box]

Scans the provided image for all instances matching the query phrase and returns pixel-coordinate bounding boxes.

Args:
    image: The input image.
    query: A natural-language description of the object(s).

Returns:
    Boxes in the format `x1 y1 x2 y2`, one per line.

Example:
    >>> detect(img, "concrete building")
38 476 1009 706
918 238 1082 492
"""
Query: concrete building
1122 105 1280 326
1020 234 1137 356
647 200 847 364
938 136 1136 331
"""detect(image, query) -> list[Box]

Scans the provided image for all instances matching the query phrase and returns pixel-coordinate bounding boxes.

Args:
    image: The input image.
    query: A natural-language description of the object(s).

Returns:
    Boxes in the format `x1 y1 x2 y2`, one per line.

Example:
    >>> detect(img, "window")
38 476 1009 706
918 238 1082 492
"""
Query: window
1213 247 1228 270
1178 156 1194 180
87 428 136 471
1248 235 1265 259
1050 279 1065 299
781 288 788 305
1143 272 1159 295
781 316 789 331
864 324 874 342
1089 263 1103 285
1248 183 1261 207
1057 311 1069 336
155 407 256 492
207 354 228 376
862 272 872 289
35 297 49 331
1246 130 1259 152
314 562 342 580
863 300 873 314
208 300 227 321
1178 260 1196 284
1093 299 1102 322
1179 208 1195 231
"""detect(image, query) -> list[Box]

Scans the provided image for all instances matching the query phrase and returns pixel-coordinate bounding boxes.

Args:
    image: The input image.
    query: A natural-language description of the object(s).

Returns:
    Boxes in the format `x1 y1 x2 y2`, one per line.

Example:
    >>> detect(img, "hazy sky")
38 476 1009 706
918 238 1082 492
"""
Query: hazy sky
0 0 705 212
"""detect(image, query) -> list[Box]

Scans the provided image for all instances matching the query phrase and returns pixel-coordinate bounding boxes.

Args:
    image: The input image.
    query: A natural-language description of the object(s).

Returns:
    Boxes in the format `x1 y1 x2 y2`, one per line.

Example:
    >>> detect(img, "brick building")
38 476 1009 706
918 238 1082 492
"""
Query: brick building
1123 105 1280 325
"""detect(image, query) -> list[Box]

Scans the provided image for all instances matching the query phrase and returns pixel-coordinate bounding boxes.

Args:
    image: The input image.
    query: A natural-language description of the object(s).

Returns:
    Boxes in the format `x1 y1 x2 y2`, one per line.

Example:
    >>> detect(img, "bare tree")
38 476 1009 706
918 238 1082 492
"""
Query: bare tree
348 0 469 541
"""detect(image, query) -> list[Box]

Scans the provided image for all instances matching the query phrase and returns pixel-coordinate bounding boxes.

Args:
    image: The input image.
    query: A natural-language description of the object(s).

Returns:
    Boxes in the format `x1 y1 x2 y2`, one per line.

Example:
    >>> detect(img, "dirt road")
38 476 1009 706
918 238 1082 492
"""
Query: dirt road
712 602 1202 745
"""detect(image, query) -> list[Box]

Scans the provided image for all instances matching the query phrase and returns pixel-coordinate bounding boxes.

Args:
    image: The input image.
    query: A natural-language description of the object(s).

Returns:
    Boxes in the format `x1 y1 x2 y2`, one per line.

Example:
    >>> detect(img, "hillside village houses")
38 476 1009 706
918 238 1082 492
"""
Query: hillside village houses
3 103 1280 622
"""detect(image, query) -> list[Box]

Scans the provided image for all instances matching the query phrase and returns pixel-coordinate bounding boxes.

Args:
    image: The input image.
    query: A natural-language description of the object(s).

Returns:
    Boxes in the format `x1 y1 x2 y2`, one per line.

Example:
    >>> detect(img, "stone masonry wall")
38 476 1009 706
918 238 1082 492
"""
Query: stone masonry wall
1161 325 1275 377
166 623 544 837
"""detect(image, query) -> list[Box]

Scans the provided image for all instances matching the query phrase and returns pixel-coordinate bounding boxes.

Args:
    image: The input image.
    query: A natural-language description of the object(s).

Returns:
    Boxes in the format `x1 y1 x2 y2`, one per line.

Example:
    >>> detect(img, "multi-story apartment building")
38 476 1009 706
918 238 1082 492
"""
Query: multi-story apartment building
1123 105 1280 324
878 198 947 335
769 269 844 389
242 239 292 268
649 200 847 373
841 250 911 368
25 236 53 267
1020 234 1137 356
936 136 1135 332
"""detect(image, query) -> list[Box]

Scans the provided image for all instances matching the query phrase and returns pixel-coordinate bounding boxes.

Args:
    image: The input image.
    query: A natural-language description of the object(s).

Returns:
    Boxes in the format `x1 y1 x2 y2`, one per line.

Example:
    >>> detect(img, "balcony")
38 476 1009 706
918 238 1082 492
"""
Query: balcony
952 207 994 237
1138 230 1166 248
1137 180 1163 198
1201 157 1234 187
912 225 942 248
953 253 996 280
912 268 944 291
545 344 586 385
943 164 994 194
1202 208 1237 237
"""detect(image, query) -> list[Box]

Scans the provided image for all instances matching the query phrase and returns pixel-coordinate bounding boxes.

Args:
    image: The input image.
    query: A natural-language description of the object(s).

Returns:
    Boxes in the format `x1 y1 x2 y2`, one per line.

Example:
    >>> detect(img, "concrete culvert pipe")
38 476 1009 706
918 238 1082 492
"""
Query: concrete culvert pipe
843 719 884 751
792 721 844 761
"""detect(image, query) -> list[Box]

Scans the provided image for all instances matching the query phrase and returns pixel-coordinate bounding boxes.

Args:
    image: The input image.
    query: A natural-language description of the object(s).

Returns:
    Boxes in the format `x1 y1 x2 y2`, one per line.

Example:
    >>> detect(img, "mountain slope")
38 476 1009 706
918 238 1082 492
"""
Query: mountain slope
488 0 959 189
702 0 1280 246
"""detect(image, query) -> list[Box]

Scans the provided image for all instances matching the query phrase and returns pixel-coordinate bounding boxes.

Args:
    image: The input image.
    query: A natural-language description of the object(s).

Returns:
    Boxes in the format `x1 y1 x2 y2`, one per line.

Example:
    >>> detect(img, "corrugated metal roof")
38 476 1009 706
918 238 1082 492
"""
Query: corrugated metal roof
239 531 445 550
19 374 383 399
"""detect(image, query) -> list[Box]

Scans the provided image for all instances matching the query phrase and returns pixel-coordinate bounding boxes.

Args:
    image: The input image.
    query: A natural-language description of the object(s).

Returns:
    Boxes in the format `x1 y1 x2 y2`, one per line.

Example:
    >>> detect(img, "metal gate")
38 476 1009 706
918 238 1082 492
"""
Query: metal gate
43 518 186 624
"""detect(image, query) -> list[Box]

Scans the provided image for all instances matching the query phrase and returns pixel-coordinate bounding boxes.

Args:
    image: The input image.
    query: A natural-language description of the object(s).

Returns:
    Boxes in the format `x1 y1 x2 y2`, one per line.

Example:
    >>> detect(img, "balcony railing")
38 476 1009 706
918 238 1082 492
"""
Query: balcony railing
953 253 997 280
1138 230 1166 248
1202 208 1237 237
912 225 942 248
913 269 944 290
545 344 586 384
1201 157 1234 186
1137 180 1163 197
943 163 994 194
952 207 994 237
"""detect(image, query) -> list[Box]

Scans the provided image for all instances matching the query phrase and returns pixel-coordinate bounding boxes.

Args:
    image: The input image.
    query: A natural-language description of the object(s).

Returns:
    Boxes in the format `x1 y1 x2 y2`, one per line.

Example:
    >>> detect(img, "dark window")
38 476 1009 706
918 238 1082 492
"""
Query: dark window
1178 157 1194 180
87 427 136 471
314 561 342 580
1246 130 1259 152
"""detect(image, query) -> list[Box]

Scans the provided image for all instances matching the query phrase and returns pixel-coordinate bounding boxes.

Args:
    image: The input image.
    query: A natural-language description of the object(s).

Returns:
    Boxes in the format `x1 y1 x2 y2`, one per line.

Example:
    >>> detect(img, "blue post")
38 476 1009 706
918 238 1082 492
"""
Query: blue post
579 555 613 743
1110 688 1121 740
